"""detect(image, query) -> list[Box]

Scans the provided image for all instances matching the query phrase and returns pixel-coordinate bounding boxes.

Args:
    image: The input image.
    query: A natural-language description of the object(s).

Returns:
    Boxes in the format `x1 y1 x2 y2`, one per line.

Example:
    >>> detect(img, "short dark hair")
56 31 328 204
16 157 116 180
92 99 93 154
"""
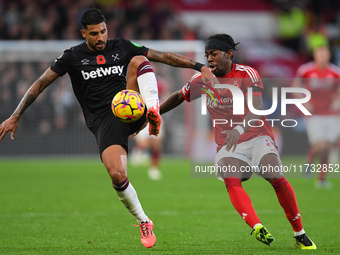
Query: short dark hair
207 34 239 51
81 8 106 29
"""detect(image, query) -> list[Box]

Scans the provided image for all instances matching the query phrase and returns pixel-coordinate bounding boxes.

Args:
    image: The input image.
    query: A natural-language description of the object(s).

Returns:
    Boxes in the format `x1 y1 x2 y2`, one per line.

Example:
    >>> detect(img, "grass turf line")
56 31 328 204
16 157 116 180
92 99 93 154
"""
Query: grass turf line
0 157 339 254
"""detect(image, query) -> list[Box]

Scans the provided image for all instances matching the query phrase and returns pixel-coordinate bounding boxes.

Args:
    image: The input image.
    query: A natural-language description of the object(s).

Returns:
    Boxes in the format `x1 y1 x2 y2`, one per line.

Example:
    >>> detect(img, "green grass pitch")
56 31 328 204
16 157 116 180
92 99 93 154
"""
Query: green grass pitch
0 156 339 254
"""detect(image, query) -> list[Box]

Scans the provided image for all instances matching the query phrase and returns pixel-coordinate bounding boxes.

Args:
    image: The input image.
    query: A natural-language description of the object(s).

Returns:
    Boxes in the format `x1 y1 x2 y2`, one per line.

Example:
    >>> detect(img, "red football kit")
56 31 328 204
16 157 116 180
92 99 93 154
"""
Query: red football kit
295 61 340 115
181 63 275 152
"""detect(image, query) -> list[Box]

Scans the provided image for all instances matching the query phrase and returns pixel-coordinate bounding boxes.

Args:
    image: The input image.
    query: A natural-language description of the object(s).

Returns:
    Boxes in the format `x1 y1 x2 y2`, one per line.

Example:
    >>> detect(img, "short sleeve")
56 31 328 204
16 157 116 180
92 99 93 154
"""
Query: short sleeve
124 39 149 57
51 49 72 76
242 67 263 96
181 73 203 102
181 82 191 102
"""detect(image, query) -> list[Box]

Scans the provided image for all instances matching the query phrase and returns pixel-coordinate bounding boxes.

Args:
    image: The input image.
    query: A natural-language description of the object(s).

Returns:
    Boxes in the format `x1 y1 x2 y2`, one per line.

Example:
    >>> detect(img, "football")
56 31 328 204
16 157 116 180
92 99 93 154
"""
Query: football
111 90 145 123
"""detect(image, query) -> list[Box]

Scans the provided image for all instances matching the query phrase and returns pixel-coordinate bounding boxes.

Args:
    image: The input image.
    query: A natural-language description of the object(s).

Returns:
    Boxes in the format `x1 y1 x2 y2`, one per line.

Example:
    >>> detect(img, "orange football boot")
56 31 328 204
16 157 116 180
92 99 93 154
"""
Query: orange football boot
134 220 156 248
146 104 161 136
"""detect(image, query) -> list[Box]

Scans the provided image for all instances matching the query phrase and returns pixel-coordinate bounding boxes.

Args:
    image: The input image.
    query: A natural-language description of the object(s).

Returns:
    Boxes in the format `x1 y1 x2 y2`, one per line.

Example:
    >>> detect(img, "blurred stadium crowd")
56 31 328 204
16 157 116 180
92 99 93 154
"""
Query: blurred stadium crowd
1 0 340 156
1 0 339 49
0 0 198 40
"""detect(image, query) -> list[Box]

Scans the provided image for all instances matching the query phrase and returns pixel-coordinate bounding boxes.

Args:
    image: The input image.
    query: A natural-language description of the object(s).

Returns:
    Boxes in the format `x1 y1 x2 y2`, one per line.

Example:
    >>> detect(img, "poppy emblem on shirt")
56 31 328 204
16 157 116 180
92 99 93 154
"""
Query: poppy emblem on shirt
97 55 106 65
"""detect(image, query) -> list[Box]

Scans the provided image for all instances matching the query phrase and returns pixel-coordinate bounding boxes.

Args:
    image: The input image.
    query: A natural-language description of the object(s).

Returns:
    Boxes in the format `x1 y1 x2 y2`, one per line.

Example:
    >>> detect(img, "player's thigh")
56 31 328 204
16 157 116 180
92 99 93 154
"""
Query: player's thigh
216 157 252 181
102 144 128 182
126 55 149 93
258 153 284 180
93 110 144 181
215 142 253 181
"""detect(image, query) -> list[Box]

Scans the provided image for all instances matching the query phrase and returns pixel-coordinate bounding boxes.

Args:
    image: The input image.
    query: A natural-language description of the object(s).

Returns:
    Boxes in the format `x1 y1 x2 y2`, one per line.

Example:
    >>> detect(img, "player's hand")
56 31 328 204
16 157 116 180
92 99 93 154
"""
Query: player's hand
0 115 19 142
222 129 240 152
200 66 219 87
130 120 148 140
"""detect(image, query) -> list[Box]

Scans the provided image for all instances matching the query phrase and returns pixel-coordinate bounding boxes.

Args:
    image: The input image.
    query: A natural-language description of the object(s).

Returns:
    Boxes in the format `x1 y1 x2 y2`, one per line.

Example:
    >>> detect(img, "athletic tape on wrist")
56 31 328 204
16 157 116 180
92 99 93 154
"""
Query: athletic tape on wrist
194 62 205 72
234 125 245 135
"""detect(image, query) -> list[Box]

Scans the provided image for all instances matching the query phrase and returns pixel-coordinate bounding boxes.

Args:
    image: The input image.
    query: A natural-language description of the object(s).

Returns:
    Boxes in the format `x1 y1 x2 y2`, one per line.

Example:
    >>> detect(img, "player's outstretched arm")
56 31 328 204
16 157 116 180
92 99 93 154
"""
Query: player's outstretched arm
146 49 216 85
160 90 185 115
0 68 59 142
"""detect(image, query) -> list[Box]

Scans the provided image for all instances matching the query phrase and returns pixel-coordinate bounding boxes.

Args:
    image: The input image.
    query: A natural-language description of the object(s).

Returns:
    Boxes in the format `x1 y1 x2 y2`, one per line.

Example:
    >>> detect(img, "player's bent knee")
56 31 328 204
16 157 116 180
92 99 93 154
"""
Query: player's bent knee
104 164 127 183
130 55 148 68
109 170 127 184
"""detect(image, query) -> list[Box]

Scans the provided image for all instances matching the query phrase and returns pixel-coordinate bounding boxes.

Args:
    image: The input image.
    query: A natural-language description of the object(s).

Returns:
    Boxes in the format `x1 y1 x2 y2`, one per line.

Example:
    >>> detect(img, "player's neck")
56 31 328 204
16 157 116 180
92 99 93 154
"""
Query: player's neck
225 62 233 75
316 63 328 69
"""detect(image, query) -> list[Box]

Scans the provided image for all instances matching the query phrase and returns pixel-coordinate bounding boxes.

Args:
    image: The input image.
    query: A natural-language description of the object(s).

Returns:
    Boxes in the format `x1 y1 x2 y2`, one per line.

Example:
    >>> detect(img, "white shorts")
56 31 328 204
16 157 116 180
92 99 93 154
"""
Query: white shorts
304 115 339 145
134 121 165 141
214 136 279 180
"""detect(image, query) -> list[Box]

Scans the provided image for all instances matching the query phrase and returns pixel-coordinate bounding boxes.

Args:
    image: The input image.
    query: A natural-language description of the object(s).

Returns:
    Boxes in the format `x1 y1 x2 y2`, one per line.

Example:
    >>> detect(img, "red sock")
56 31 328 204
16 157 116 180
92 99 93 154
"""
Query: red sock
271 177 303 232
151 150 160 167
318 155 328 181
224 178 261 228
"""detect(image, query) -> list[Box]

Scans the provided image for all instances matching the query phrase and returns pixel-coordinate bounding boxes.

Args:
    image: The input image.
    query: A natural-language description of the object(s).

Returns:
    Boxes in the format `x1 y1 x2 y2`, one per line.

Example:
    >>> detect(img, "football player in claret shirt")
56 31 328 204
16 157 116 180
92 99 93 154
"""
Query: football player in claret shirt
0 8 215 248
293 45 340 188
158 34 317 250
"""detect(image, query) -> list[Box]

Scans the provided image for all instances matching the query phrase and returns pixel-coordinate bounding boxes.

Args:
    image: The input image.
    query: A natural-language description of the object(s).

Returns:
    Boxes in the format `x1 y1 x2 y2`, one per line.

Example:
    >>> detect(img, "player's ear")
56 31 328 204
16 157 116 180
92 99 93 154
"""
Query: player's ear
226 49 233 59
81 29 86 39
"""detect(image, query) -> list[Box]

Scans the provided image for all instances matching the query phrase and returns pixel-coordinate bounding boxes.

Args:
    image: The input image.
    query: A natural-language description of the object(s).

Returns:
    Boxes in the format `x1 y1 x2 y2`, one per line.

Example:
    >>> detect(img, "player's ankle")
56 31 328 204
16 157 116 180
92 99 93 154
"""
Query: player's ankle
253 223 263 230
145 99 159 111
294 228 305 237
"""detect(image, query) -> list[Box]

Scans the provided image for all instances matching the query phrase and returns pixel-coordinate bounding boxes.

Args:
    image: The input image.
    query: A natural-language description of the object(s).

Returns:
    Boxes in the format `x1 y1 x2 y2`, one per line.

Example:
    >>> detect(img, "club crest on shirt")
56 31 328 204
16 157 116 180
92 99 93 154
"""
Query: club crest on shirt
112 53 120 61
233 80 240 88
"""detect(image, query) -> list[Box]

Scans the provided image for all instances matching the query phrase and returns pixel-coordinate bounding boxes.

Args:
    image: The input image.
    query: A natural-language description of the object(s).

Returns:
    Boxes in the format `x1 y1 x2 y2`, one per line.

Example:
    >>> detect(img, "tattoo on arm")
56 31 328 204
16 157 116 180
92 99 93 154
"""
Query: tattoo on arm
147 49 196 69
12 68 59 119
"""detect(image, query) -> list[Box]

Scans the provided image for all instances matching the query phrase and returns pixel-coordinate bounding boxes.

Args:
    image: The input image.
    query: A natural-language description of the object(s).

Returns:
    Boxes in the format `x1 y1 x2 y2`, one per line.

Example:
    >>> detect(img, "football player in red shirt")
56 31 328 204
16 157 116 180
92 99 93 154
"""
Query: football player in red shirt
158 34 316 249
293 45 340 188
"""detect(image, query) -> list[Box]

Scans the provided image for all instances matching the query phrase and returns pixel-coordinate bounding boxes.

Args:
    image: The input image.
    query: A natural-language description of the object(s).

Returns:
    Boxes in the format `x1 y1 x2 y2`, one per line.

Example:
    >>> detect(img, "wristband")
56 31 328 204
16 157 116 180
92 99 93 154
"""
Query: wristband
234 125 245 135
194 62 205 72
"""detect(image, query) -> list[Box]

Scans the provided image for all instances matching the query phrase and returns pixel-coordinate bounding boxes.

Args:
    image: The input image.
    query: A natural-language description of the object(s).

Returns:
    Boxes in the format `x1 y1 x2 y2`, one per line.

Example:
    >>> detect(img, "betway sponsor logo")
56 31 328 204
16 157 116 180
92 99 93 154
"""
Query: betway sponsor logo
81 66 124 80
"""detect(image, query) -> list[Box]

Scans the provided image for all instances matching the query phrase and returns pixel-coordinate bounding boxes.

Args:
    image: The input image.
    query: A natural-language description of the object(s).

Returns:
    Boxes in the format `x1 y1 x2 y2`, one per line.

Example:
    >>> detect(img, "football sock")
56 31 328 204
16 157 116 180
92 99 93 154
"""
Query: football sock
271 177 303 232
253 223 263 230
151 150 160 168
113 178 149 224
318 155 328 181
294 228 306 237
224 178 261 228
136 61 159 110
